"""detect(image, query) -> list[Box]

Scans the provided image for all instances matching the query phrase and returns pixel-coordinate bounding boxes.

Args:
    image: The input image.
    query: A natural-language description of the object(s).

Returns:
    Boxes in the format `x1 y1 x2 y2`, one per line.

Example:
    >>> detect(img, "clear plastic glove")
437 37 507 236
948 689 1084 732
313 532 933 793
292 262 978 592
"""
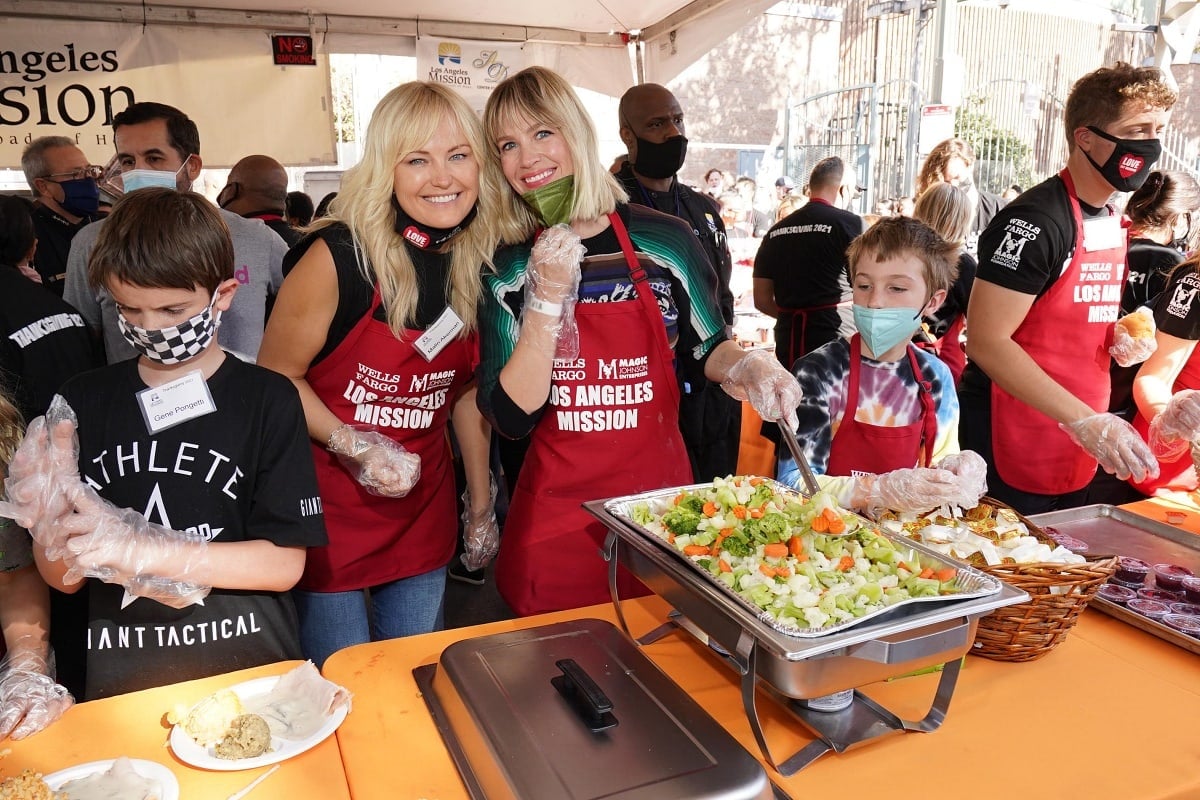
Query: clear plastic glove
523 224 584 360
55 484 211 609
1147 389 1200 460
460 478 500 572
934 450 989 507
327 424 421 498
1061 412 1159 483
1109 307 1157 367
0 397 82 558
849 468 968 515
720 348 803 430
0 643 73 740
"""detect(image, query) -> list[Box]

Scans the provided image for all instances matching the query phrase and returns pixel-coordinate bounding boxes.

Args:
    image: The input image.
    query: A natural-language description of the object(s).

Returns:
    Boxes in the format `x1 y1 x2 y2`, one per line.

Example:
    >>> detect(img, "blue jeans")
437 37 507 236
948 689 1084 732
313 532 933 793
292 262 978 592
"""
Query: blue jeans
293 567 447 668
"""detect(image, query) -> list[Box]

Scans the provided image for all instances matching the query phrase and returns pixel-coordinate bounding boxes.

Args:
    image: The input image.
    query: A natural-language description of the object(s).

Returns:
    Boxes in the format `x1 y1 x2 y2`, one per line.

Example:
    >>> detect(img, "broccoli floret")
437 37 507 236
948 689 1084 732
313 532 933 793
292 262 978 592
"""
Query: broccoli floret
662 506 701 537
743 512 791 544
723 536 753 557
678 494 706 515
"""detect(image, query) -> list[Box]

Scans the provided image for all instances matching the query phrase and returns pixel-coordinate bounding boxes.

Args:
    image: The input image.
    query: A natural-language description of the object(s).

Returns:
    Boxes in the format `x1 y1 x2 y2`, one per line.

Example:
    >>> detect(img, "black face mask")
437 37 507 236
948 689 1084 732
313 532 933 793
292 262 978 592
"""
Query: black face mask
391 197 477 250
1083 126 1161 193
632 134 688 180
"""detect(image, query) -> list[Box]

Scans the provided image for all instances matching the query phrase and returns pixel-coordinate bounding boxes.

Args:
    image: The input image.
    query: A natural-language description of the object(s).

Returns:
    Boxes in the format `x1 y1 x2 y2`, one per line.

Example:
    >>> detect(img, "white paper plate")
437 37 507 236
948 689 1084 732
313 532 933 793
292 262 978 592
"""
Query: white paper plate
169 675 348 772
44 758 180 800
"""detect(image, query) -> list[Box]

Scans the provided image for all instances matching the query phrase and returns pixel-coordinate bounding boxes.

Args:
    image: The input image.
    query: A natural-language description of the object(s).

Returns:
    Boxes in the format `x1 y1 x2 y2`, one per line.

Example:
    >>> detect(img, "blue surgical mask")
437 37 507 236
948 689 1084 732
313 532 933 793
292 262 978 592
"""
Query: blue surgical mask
120 158 190 194
853 305 922 358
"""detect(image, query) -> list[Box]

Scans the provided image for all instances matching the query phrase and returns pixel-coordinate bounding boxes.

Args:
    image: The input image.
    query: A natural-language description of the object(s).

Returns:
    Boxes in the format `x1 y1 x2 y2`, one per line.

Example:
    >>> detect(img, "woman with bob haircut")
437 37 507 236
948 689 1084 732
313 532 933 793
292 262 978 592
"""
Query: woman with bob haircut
258 82 501 666
476 66 801 616
911 182 976 384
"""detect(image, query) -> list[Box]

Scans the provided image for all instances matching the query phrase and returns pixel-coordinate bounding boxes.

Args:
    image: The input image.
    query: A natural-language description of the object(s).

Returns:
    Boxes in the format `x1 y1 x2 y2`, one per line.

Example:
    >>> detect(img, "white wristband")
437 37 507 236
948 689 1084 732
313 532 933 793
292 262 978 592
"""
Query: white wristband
526 296 563 318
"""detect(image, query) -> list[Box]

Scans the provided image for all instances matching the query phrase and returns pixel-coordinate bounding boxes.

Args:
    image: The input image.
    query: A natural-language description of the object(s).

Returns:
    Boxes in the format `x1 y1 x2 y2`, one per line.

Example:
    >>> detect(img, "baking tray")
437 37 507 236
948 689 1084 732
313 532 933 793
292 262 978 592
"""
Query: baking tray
1029 504 1200 656
602 480 1005 639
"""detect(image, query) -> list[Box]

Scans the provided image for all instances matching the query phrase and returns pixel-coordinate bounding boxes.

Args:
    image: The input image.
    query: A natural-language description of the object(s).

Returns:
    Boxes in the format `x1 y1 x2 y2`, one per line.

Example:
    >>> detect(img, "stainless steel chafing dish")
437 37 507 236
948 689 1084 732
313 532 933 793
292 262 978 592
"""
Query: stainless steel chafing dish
583 483 1029 775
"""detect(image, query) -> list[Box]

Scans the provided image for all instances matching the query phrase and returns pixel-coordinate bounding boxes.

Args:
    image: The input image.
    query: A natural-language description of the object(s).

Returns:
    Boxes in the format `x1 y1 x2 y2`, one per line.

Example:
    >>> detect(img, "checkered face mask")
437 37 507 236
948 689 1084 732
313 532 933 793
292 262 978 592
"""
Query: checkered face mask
117 292 220 365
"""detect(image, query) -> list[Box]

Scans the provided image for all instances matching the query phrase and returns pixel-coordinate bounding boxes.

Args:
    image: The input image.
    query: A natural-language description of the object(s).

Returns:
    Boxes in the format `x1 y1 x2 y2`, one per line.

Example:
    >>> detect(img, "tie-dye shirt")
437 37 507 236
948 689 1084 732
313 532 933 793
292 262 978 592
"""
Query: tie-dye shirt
777 337 959 505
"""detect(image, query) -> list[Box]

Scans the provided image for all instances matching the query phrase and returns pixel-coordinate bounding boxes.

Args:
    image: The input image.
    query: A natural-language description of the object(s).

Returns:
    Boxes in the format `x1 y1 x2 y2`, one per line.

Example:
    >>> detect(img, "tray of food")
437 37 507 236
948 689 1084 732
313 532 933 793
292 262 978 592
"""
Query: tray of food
0 757 178 799
605 477 1004 639
1028 504 1200 656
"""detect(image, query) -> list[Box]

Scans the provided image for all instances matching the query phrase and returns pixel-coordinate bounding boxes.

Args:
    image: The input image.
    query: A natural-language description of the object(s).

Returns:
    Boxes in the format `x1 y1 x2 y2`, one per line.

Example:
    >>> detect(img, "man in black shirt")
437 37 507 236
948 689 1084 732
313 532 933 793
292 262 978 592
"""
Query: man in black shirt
615 82 741 482
217 154 302 247
753 156 864 371
20 137 102 296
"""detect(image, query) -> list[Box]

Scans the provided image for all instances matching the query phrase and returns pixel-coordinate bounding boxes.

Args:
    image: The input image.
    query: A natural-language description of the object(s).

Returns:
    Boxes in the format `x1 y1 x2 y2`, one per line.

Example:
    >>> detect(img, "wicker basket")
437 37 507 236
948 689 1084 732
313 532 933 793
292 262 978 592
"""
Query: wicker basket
969 500 1117 662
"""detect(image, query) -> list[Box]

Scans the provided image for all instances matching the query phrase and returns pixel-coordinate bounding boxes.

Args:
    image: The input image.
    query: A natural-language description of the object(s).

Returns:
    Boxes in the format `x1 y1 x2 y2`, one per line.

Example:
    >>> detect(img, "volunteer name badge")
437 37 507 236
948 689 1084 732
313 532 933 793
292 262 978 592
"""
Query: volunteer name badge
137 369 217 434
1081 214 1123 252
414 306 465 362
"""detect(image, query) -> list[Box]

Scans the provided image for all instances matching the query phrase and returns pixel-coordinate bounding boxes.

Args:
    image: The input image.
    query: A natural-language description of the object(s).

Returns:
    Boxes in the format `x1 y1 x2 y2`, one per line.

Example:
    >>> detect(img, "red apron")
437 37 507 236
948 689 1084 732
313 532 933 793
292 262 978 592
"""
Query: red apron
1130 350 1200 494
990 169 1126 494
776 300 842 370
300 289 476 591
825 334 937 476
496 213 694 616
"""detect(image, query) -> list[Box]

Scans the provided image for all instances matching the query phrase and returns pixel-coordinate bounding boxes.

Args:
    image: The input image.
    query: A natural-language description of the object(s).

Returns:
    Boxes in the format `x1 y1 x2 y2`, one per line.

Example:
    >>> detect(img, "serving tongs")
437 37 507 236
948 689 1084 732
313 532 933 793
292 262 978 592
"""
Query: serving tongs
777 422 820 497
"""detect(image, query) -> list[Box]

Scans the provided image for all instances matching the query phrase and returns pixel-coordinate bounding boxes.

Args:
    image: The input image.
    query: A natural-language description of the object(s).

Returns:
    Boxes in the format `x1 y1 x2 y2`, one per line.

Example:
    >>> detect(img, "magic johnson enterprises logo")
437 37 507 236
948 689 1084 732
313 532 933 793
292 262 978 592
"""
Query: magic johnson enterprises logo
342 362 455 430
548 357 652 433
989 217 1039 271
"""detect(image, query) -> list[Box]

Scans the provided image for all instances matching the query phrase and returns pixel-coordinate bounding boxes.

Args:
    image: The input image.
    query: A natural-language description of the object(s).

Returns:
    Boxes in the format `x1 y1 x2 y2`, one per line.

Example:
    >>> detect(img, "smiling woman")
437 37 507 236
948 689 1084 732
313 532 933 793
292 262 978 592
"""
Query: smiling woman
255 81 503 669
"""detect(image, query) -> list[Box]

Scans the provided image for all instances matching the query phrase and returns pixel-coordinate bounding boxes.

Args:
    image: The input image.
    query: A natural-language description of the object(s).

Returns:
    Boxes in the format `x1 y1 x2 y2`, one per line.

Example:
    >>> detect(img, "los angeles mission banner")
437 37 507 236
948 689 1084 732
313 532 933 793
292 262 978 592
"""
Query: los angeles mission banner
0 19 336 169
415 37 525 113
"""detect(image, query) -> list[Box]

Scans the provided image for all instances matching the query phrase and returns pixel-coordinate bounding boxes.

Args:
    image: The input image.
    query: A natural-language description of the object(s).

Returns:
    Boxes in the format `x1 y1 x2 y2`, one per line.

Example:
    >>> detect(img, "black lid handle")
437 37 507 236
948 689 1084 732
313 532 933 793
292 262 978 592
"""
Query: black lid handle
551 658 618 732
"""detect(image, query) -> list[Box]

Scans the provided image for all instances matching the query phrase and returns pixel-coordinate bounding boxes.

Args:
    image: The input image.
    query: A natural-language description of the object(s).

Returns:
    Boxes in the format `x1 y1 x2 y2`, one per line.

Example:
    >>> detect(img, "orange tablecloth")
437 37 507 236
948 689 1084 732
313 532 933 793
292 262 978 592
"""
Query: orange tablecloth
0 660 351 798
324 594 1200 800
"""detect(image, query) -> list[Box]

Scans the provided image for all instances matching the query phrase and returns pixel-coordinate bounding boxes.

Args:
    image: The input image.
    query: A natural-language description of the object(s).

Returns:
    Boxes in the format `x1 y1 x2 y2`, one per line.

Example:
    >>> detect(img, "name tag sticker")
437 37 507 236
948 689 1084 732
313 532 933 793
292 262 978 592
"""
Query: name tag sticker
1081 215 1123 252
414 306 465 362
136 369 217 434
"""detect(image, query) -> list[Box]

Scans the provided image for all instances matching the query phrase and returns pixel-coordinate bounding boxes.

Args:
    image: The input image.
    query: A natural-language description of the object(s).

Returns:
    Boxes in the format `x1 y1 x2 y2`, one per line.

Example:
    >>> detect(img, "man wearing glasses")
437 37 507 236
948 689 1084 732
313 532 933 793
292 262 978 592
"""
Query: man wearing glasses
20 137 103 297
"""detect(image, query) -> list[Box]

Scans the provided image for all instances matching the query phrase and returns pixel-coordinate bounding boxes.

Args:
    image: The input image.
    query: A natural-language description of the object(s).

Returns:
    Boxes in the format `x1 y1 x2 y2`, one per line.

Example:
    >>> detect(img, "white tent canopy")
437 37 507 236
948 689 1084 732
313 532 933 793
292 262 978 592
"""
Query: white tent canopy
0 0 779 94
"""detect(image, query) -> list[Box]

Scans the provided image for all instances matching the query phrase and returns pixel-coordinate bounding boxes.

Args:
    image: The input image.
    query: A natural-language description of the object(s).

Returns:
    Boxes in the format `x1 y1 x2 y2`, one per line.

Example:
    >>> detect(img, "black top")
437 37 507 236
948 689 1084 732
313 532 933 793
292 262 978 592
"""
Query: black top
30 201 93 297
0 266 99 420
60 356 327 699
284 223 451 365
1123 238 1183 314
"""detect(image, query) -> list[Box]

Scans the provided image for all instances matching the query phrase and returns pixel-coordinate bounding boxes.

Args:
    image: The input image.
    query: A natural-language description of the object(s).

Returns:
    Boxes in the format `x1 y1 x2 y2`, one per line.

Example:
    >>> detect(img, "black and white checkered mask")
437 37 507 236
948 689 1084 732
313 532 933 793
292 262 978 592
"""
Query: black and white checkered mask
117 292 220 365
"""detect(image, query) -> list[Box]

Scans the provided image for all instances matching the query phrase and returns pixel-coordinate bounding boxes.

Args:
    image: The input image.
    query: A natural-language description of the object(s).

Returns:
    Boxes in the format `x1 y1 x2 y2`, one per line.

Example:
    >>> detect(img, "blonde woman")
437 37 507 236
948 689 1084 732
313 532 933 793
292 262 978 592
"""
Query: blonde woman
477 67 801 616
257 82 501 666
912 183 976 384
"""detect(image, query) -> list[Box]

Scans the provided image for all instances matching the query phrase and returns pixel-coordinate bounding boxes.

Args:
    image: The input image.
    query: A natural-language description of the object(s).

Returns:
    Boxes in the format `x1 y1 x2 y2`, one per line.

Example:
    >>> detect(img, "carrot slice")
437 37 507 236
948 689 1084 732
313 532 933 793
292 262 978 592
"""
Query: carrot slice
837 554 855 571
749 477 764 486
759 563 776 578
788 535 804 558
822 507 841 523
827 516 846 534
775 566 791 578
919 567 935 579
732 505 747 519
749 507 765 519
811 515 829 533
934 567 958 582
683 544 711 556
719 558 732 573
763 543 788 559
673 493 685 506
702 501 718 517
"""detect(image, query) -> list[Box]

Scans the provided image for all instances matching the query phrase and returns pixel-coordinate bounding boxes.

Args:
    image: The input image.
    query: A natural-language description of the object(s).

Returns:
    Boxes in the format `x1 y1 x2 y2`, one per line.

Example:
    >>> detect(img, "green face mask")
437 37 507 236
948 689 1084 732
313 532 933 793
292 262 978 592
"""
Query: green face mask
520 175 575 227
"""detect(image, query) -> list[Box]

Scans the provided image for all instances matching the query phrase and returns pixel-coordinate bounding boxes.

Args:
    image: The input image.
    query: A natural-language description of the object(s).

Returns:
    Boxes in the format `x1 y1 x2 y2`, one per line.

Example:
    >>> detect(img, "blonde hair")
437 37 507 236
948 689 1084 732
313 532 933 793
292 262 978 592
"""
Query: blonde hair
311 82 501 336
913 183 972 248
0 390 23 477
483 67 627 244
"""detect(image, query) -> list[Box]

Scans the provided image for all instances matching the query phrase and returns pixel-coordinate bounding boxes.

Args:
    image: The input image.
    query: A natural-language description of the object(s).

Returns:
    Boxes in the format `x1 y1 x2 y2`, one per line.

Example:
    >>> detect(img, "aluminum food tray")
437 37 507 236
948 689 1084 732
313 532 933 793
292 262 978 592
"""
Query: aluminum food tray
602 480 1004 640
1029 504 1200 656
583 484 1028 775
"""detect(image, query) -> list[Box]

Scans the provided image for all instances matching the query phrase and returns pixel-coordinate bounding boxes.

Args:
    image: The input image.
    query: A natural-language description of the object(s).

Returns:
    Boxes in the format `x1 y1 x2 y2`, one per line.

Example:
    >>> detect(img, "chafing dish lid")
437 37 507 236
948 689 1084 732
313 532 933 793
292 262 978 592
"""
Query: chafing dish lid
433 618 770 800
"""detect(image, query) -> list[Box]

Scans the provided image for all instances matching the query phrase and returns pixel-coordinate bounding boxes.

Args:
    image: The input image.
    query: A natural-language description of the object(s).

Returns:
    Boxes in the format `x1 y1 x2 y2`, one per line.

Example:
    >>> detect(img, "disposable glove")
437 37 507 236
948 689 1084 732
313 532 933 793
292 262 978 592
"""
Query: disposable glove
460 478 500 572
1109 307 1157 367
0 643 73 741
1147 389 1200 460
849 467 969 516
522 224 585 360
1061 412 1159 483
327 424 421 498
57 484 211 609
934 450 989 507
721 349 803 430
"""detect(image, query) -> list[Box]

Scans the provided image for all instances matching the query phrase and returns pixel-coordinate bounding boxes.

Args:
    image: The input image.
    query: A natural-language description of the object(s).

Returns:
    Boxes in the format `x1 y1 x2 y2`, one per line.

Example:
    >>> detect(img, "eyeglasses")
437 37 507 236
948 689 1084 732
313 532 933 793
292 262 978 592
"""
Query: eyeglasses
44 165 104 181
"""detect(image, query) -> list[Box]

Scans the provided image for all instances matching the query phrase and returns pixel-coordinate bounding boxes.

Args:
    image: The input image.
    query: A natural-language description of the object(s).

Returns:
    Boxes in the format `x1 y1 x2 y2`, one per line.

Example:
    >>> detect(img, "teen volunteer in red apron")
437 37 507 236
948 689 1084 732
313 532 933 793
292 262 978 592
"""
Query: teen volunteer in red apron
496 213 693 616
303 288 475 591
825 334 937 477
989 170 1127 495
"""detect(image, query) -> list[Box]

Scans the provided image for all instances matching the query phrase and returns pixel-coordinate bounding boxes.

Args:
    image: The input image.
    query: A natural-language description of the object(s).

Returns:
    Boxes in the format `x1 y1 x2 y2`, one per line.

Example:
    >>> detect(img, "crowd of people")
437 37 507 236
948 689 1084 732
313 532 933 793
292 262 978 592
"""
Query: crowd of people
0 59 1195 741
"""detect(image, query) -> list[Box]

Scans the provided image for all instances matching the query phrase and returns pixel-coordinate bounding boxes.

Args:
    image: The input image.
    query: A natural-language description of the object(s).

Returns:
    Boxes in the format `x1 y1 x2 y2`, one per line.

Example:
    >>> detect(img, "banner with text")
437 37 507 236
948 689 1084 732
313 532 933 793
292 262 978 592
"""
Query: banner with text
0 19 336 169
415 38 525 114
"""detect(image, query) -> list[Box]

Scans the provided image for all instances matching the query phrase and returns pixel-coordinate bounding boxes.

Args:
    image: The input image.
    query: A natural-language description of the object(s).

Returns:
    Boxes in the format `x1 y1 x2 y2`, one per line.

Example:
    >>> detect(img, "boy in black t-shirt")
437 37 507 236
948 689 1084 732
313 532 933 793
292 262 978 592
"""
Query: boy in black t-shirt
2 188 326 699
